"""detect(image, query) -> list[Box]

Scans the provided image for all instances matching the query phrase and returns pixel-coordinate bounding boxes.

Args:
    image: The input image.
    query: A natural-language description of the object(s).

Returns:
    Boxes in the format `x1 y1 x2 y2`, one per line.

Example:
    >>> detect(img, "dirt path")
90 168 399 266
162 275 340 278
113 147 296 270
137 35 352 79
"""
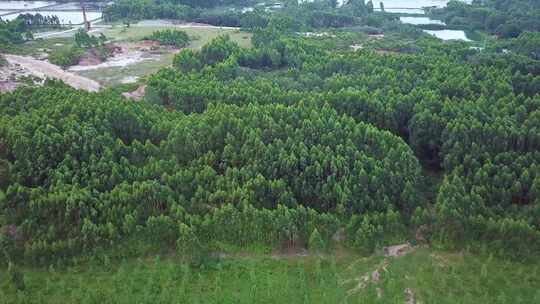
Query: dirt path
4 55 101 92
34 21 110 39
132 20 240 30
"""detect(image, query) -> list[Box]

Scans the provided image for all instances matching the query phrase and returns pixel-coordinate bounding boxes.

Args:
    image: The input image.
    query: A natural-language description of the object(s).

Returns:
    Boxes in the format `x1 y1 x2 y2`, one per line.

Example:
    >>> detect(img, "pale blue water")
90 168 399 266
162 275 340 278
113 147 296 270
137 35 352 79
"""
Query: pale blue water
0 1 102 24
0 1 55 10
424 29 470 41
400 16 445 25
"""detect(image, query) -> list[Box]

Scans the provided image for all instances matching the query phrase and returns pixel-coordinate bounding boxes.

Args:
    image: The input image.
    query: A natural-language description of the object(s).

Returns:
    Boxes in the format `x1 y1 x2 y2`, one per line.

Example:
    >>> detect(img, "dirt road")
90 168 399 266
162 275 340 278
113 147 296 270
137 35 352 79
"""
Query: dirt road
4 54 101 92
132 20 240 30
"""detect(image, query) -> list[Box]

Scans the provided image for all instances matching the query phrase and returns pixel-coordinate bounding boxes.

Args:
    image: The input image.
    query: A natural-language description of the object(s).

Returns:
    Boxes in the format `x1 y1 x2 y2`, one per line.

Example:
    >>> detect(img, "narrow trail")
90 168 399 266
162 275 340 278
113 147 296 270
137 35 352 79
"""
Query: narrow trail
341 243 418 303
4 55 101 92
131 20 240 30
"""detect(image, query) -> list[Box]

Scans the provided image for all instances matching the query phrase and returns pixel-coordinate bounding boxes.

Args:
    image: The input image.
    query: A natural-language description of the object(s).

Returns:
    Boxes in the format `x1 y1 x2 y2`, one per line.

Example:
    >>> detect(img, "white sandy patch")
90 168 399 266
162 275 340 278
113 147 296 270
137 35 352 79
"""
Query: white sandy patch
68 51 158 72
120 76 139 84
4 54 100 92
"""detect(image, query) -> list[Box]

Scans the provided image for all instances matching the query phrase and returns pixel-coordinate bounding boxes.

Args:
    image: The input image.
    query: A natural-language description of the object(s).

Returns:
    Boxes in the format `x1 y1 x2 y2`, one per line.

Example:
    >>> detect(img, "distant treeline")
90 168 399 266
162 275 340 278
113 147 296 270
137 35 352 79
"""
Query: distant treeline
0 13 61 48
102 0 395 29
430 0 540 38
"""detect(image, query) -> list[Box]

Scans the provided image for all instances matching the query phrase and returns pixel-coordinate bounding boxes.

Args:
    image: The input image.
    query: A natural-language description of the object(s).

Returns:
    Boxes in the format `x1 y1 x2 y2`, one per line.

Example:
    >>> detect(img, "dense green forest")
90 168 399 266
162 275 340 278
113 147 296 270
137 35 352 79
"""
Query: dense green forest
2 25 539 264
149 29 540 255
430 0 540 38
1 0 540 302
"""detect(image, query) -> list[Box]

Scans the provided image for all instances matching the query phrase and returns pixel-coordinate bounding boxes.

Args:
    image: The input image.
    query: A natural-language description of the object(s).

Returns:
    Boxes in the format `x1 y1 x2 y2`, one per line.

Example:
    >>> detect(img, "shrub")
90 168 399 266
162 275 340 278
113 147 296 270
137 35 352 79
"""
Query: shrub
147 29 190 48
48 46 84 68
308 228 326 252
8 262 25 291
0 54 7 67
173 49 202 72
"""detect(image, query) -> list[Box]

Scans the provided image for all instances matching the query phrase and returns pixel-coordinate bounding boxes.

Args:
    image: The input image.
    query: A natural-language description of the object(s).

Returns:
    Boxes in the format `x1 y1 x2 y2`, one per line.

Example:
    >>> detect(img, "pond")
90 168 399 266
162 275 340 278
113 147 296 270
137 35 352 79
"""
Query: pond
1 11 102 24
0 1 104 25
400 16 445 25
365 0 470 14
423 29 470 41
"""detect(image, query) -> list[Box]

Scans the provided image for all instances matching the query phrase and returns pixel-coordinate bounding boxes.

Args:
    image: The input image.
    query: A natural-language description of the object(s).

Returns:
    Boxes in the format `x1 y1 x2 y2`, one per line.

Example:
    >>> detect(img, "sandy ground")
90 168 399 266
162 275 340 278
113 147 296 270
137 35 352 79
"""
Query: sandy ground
122 84 146 100
0 59 32 93
68 41 167 72
4 54 101 92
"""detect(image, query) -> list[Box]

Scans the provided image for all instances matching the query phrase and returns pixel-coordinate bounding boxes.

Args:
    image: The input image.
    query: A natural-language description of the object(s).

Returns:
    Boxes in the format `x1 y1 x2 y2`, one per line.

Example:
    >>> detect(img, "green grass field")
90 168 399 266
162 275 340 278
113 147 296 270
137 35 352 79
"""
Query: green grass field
5 37 74 57
74 51 176 87
75 25 251 86
104 25 252 49
2 248 538 304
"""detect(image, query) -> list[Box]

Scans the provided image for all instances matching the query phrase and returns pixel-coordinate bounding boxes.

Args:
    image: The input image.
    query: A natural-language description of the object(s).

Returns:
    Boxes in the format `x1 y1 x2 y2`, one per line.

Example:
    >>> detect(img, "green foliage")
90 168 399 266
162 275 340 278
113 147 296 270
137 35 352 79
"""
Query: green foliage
348 209 407 254
308 228 325 252
1 0 539 264
103 0 195 22
147 29 190 47
48 30 109 68
145 30 540 257
146 215 177 246
48 46 84 68
3 248 539 303
0 80 421 261
200 35 240 65
177 223 200 257
173 49 202 72
506 31 540 60
102 0 386 29
431 0 540 38
0 14 61 49
7 262 25 291
240 9 269 30
74 29 106 49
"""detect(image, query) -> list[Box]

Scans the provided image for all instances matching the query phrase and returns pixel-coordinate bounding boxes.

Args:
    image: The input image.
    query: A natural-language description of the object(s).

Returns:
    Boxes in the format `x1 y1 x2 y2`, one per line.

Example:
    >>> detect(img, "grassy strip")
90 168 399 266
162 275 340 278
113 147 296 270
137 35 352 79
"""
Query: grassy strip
1 248 539 303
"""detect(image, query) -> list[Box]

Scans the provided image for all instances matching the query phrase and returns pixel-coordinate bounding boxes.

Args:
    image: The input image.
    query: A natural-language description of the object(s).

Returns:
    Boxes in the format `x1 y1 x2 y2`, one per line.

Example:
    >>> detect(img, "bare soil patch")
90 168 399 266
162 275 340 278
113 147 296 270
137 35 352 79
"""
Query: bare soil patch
0 58 40 92
4 54 100 92
384 243 414 257
122 85 146 101
69 41 177 72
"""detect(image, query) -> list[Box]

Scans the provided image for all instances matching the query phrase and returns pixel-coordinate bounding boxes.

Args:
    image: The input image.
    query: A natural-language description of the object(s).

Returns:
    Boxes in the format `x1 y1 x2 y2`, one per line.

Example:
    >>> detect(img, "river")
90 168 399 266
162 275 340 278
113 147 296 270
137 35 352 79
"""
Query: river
0 1 103 25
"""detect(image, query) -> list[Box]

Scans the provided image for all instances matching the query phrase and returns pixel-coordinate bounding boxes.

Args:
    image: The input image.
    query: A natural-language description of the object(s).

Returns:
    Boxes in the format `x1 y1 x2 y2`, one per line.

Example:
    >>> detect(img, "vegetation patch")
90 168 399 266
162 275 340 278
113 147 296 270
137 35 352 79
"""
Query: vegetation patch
145 29 190 48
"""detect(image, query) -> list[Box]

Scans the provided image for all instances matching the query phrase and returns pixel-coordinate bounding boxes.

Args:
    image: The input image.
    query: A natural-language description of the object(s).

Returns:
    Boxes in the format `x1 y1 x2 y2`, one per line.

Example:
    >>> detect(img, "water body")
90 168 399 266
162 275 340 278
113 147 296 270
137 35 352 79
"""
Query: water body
400 16 445 25
424 29 470 41
369 0 471 14
0 1 103 25
0 1 56 10
1 10 101 24
401 17 471 41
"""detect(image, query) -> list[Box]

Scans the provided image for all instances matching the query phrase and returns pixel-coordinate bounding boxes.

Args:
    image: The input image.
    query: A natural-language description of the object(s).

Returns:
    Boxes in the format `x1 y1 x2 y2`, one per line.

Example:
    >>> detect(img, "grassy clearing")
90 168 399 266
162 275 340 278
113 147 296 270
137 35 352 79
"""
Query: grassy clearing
75 52 176 86
77 25 252 86
76 26 250 86
1 25 251 88
4 37 74 57
105 25 252 49
1 248 538 303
